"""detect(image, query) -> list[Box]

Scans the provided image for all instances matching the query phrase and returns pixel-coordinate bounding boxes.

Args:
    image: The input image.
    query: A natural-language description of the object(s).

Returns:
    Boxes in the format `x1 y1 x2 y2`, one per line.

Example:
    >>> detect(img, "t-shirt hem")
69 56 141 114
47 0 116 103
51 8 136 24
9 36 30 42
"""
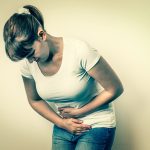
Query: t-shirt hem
21 74 33 79
86 55 101 72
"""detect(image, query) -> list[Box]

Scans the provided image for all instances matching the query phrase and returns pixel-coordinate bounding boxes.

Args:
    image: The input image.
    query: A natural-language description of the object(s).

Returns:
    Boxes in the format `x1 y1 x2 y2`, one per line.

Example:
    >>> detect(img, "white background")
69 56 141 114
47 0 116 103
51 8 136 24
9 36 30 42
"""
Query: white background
0 0 150 150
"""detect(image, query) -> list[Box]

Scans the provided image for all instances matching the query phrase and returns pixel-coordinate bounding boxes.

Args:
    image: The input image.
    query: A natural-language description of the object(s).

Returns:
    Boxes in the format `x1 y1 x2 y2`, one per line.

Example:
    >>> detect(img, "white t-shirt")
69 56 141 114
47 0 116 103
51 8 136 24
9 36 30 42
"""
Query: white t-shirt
20 37 116 128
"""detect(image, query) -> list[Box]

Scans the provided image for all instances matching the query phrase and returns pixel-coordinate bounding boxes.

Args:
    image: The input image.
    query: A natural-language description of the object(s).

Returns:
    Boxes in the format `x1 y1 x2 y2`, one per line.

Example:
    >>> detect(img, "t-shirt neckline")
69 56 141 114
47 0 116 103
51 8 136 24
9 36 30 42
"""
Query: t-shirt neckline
35 37 65 78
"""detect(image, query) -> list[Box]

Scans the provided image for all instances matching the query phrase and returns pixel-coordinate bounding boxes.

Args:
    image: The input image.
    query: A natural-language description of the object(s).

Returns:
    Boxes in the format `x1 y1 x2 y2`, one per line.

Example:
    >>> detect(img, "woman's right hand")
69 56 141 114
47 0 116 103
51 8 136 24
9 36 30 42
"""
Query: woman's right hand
60 118 92 135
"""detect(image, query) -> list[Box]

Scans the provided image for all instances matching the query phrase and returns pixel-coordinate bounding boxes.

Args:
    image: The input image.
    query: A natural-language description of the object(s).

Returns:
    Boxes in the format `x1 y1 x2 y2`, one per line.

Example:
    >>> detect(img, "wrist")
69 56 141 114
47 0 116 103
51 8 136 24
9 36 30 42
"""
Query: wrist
75 107 85 117
77 106 90 118
56 118 65 128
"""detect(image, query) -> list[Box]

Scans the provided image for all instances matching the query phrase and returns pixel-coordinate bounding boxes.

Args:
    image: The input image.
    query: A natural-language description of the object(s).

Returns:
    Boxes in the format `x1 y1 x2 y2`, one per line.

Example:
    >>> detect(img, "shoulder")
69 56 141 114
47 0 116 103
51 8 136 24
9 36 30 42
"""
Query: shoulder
64 37 88 47
63 36 101 59
19 59 34 79
64 37 92 54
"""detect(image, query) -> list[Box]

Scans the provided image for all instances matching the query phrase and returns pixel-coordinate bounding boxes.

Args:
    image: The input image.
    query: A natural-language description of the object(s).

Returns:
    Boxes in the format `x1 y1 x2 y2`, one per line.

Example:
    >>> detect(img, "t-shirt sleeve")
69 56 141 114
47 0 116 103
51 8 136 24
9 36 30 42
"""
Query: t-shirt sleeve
78 41 101 71
19 59 33 79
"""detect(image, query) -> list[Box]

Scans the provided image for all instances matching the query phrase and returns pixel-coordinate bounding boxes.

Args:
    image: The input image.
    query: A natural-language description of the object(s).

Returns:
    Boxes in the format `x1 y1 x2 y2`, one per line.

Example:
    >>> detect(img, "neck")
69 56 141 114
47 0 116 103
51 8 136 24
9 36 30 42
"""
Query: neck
45 34 63 63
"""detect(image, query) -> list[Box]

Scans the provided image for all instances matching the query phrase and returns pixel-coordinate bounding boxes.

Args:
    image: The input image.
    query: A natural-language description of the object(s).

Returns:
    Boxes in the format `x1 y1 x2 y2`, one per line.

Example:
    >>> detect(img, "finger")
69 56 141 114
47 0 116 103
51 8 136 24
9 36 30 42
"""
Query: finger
60 109 69 114
81 124 92 129
58 107 73 111
72 119 92 129
74 131 82 135
58 108 64 112
73 129 90 135
72 130 82 135
76 129 90 133
72 119 83 124
74 123 92 130
58 107 65 111
75 133 82 135
76 126 91 131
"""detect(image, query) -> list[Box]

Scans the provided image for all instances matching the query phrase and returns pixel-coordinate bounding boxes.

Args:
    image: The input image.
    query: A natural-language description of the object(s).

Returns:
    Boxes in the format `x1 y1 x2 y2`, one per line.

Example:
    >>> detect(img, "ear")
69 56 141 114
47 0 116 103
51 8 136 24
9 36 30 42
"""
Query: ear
39 31 47 41
38 27 47 41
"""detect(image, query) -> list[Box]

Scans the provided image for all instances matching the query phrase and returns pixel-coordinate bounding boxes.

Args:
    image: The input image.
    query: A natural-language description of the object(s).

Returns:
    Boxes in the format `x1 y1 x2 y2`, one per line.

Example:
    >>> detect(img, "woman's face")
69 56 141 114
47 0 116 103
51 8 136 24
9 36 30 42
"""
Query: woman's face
26 38 50 63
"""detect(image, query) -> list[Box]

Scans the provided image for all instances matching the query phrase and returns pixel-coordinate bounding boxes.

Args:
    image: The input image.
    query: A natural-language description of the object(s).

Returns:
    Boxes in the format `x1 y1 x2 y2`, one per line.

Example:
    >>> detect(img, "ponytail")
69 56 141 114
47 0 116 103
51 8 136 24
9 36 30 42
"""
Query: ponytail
23 5 45 29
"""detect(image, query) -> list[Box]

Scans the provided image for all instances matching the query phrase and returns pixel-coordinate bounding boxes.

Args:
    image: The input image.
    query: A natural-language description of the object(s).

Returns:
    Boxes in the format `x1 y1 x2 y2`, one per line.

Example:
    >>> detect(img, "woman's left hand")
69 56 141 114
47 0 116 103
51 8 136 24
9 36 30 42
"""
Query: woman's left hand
58 107 81 118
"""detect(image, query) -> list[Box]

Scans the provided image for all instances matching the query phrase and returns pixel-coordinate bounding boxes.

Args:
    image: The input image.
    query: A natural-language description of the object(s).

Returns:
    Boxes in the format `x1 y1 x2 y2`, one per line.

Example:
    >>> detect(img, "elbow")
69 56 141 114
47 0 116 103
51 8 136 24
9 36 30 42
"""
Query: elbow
116 85 124 97
109 83 124 99
114 83 124 98
28 98 40 107
28 99 35 107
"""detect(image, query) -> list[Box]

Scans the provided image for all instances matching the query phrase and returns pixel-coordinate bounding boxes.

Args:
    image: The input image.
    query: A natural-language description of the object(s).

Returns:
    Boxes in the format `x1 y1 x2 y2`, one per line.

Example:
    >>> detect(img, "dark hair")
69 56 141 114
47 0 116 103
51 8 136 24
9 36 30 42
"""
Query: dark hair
3 5 45 61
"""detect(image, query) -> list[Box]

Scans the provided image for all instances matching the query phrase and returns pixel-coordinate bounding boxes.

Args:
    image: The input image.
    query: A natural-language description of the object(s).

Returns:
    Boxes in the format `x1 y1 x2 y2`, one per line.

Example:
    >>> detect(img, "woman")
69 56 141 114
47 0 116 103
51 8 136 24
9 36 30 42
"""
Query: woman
3 5 123 150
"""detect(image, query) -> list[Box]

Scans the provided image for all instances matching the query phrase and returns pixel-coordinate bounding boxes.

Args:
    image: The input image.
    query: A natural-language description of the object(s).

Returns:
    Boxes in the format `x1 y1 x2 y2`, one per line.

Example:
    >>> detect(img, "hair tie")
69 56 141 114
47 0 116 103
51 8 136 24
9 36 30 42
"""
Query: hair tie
17 7 30 15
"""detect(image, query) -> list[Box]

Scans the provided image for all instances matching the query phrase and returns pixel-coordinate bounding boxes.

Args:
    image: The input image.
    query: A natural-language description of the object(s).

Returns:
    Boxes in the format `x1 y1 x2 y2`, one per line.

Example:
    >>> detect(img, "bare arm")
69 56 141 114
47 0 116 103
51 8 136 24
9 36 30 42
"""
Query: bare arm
22 76 91 134
59 56 124 117
78 56 124 115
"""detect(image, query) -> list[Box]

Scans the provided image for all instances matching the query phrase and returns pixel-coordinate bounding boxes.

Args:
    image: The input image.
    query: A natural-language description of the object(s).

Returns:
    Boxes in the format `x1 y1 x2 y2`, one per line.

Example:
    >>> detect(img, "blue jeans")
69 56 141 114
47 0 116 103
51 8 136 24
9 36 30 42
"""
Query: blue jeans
52 125 116 150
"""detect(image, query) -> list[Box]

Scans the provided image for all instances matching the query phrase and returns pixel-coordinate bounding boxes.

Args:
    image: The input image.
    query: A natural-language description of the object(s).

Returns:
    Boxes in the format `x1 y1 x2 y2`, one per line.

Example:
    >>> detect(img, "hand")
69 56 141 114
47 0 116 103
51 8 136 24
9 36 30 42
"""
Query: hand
58 107 80 118
60 118 91 135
